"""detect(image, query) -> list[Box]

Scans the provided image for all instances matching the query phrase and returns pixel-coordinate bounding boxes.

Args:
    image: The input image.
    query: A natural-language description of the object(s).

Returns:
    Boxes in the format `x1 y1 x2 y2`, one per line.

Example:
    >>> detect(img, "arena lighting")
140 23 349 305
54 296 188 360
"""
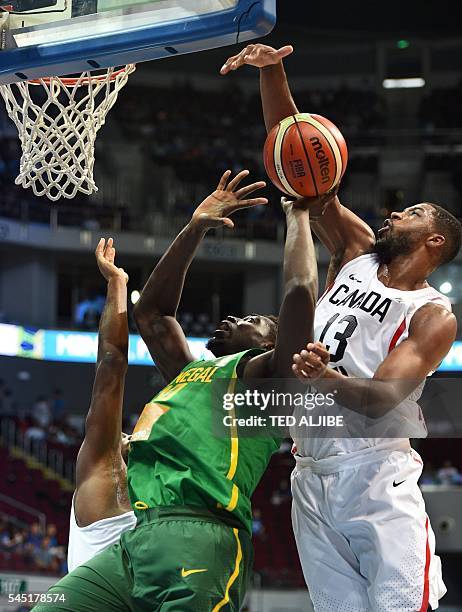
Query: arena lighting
439 282 453 295
130 290 141 305
396 39 410 49
382 78 426 89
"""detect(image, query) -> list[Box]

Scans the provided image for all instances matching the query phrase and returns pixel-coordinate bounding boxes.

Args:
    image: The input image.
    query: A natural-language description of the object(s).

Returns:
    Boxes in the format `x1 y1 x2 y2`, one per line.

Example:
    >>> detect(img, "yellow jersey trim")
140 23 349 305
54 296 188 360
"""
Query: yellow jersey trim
225 484 239 512
225 376 239 480
212 528 243 611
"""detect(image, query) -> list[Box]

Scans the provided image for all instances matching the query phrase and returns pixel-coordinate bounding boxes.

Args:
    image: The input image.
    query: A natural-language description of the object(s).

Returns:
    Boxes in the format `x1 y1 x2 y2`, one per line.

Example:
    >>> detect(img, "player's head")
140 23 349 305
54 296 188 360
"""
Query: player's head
206 314 278 357
375 203 462 268
121 432 131 464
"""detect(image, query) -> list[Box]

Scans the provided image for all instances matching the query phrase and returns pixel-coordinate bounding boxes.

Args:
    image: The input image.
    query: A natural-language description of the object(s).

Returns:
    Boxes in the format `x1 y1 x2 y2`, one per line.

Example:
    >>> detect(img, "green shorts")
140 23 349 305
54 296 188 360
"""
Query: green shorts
32 506 253 612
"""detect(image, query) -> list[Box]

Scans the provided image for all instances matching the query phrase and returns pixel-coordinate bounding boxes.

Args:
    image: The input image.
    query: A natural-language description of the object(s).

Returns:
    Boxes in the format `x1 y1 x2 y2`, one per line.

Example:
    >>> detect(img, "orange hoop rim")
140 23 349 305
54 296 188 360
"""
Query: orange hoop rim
27 64 136 86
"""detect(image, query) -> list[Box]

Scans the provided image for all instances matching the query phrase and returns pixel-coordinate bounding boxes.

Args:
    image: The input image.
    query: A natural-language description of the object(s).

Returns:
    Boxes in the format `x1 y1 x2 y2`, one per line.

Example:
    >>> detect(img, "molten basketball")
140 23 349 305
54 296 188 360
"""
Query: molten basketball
263 113 348 198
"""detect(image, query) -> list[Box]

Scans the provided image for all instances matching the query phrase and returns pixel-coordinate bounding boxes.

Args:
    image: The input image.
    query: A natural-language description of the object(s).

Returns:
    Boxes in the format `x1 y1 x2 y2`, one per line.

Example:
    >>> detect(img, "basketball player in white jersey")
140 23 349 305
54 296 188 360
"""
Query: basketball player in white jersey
67 238 136 572
221 44 461 610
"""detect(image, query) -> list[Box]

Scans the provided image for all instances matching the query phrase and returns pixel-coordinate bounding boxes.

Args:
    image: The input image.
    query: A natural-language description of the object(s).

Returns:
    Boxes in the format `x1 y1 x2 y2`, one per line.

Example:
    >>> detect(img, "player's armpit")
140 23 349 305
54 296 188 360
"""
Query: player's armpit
311 196 376 286
136 315 194 382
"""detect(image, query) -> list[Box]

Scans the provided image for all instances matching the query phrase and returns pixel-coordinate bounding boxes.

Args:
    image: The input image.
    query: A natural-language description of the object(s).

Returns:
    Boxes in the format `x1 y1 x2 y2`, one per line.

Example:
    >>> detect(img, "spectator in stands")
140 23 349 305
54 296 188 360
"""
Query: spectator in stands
46 524 58 548
270 479 292 506
0 522 15 552
51 389 65 422
33 536 59 573
26 522 43 550
419 461 438 485
437 459 462 486
33 396 51 429
0 386 14 415
252 508 265 538
277 439 293 455
25 424 47 442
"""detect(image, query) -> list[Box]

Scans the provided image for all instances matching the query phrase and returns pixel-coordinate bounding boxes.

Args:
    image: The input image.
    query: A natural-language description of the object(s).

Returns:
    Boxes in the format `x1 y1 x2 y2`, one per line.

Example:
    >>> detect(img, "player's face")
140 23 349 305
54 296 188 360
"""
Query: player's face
206 315 275 357
375 203 435 262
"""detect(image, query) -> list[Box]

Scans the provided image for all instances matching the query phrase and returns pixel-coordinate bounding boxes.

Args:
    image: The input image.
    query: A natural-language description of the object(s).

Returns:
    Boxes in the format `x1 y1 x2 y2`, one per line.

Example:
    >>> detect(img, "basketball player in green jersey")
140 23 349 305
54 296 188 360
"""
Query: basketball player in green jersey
33 169 331 612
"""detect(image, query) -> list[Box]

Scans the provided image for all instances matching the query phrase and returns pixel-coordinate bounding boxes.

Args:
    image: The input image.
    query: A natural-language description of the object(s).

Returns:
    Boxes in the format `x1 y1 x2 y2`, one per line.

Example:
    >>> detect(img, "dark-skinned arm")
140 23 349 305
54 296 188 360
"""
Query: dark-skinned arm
132 222 203 382
133 170 268 382
244 194 331 380
221 43 376 286
293 304 457 417
74 238 129 524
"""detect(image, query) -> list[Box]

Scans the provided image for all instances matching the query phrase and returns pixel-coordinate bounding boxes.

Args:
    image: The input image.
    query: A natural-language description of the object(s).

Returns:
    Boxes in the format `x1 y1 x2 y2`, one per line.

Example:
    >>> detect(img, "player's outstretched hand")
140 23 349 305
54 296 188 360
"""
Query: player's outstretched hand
95 238 129 284
292 342 330 381
220 43 293 75
281 185 340 215
191 170 267 230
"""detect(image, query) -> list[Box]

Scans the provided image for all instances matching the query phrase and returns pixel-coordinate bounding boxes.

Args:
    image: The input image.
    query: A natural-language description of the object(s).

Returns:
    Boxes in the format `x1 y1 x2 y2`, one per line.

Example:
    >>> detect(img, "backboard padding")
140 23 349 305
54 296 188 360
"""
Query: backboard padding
0 0 276 84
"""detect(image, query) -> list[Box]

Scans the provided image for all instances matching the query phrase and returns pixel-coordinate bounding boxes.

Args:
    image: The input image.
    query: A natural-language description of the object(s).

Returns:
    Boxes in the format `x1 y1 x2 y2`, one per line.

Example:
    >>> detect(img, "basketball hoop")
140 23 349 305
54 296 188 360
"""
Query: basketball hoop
0 64 136 201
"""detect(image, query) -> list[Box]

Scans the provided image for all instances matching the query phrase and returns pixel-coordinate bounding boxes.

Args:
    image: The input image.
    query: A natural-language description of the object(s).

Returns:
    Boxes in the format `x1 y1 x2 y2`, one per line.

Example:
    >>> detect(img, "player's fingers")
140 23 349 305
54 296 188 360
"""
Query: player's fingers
217 170 232 190
306 341 329 357
209 216 235 229
299 350 322 367
223 48 248 72
227 169 250 191
95 237 105 256
230 198 268 212
221 217 234 229
104 237 114 259
234 180 267 199
273 45 294 61
293 353 311 368
292 363 310 381
220 52 241 74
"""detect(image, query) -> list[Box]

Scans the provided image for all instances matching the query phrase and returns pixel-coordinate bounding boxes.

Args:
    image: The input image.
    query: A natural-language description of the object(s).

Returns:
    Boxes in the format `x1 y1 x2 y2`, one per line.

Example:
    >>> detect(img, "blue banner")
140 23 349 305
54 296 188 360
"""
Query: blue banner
0 323 212 365
0 323 461 371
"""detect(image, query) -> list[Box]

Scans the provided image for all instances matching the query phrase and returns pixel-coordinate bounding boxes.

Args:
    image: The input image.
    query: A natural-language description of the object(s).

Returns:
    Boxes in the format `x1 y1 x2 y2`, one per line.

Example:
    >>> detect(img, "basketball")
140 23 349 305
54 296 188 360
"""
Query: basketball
263 113 348 198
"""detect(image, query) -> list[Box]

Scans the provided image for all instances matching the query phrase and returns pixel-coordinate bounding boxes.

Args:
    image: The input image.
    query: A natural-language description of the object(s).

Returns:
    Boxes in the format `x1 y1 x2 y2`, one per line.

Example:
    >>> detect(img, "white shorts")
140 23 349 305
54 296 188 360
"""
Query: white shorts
291 448 446 612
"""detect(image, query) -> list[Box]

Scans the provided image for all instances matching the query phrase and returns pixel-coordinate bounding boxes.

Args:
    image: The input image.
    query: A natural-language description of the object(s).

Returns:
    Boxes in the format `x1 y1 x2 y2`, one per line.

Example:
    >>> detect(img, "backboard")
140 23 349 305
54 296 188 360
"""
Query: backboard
0 0 276 84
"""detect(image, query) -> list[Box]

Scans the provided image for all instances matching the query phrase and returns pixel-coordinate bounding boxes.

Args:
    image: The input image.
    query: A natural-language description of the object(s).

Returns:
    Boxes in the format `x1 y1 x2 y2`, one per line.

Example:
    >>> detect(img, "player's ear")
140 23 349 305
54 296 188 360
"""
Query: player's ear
426 232 445 251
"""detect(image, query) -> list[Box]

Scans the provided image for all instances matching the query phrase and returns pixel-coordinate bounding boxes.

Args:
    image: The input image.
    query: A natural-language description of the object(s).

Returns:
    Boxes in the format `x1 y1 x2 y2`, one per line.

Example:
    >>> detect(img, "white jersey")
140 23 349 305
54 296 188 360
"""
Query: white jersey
67 495 137 572
293 253 451 461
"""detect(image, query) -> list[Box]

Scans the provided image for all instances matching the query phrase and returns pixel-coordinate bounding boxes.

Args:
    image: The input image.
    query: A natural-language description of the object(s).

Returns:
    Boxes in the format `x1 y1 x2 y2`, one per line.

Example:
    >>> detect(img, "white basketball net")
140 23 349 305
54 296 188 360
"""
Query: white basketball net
0 64 136 201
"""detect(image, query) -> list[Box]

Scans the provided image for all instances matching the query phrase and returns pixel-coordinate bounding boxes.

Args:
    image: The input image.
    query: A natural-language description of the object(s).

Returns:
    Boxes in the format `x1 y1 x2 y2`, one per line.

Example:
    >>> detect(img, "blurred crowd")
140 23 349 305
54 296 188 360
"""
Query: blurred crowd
420 460 462 486
0 382 82 447
420 80 462 130
2 79 462 238
0 80 387 236
0 519 66 575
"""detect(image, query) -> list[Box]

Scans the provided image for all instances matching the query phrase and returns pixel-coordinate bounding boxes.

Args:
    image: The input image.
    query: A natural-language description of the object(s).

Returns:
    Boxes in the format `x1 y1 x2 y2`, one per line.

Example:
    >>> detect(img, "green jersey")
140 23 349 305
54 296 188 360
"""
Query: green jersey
128 349 280 533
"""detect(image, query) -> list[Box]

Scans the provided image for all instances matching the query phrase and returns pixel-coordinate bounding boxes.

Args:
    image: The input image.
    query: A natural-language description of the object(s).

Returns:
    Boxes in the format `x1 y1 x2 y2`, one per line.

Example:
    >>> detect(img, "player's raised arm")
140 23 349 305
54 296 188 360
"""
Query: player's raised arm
133 170 268 382
221 44 296 133
293 303 457 417
244 193 333 380
221 43 376 284
75 238 129 499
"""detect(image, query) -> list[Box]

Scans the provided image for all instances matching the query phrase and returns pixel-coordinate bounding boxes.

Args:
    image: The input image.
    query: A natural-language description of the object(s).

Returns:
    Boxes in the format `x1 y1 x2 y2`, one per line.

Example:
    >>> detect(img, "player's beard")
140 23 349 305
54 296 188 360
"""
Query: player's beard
373 232 417 264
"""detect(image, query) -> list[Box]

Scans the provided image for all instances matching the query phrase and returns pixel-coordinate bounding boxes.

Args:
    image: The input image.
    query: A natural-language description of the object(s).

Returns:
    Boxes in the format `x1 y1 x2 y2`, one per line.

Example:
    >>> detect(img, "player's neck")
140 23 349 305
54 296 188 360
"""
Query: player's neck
377 255 430 291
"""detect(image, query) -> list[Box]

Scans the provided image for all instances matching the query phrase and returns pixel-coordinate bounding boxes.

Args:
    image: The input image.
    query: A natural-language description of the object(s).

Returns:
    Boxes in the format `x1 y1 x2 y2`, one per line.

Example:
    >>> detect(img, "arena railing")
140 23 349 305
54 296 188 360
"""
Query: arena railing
0 492 46 533
1 418 75 489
